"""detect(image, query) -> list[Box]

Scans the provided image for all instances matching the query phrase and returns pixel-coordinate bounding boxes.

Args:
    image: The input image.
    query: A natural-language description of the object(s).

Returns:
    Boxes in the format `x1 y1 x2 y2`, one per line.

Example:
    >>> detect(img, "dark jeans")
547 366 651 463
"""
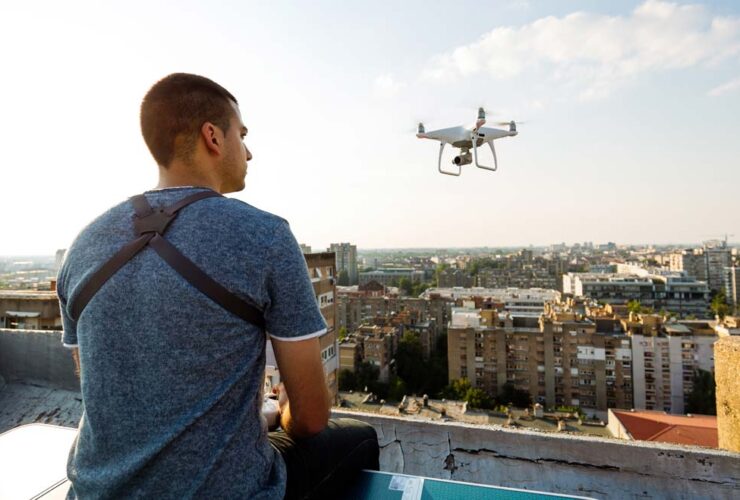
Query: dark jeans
269 418 380 500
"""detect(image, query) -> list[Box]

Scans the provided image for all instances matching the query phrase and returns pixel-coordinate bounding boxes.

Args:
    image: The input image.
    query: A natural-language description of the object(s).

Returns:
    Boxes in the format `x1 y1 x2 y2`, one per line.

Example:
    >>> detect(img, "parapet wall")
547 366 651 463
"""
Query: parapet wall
332 409 740 500
0 328 79 391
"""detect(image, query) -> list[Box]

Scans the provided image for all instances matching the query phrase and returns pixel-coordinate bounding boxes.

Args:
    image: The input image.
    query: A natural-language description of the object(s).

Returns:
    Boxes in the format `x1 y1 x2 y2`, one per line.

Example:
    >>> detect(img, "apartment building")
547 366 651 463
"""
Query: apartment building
447 302 717 417
564 272 709 317
723 267 739 311
336 293 447 336
438 268 474 288
342 325 400 383
704 243 732 293
626 315 716 414
670 243 732 293
669 249 707 281
266 252 339 400
359 268 425 286
423 287 560 317
338 338 362 373
477 267 558 290
0 290 62 330
328 242 358 285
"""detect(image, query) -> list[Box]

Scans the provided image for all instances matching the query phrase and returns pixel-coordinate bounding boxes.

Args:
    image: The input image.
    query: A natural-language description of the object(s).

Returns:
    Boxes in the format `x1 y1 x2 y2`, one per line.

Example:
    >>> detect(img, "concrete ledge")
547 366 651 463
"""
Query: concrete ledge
716 336 740 452
332 409 740 500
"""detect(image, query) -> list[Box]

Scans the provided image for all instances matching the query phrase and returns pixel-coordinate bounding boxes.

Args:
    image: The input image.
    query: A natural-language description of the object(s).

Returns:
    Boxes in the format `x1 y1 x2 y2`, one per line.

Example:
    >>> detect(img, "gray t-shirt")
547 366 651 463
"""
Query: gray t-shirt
57 187 327 499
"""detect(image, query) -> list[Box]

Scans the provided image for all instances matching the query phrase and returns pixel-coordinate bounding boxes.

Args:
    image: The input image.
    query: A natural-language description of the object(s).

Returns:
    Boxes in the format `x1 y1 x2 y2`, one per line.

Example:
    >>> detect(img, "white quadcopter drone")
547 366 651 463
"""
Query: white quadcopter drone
416 107 519 176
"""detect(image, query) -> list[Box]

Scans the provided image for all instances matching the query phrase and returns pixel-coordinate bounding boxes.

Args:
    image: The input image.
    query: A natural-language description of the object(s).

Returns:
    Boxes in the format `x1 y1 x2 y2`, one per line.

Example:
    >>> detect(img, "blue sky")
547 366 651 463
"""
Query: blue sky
1 0 738 254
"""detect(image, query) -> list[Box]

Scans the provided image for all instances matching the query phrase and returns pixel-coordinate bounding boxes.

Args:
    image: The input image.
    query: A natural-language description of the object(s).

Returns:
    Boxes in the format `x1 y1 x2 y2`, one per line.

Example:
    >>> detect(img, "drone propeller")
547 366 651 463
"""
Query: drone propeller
494 120 528 126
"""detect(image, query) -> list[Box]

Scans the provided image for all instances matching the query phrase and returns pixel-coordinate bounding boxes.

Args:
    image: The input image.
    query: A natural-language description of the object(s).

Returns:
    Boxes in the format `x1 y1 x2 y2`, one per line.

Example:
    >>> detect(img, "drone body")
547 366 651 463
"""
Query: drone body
416 108 518 176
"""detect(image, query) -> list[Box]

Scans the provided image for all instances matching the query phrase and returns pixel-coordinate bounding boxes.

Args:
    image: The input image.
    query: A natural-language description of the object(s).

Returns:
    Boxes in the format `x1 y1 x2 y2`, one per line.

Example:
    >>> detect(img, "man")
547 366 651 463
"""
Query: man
57 73 378 499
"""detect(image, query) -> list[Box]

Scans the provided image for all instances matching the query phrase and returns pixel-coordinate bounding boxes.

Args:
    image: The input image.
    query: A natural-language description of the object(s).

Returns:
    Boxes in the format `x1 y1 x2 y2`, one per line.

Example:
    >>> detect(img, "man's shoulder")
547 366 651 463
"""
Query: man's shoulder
73 190 288 241
218 196 288 227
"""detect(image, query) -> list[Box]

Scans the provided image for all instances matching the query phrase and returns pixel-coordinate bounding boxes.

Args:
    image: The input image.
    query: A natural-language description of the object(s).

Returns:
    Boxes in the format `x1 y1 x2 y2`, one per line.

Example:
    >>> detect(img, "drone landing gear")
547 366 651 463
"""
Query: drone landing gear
472 136 498 172
437 142 461 176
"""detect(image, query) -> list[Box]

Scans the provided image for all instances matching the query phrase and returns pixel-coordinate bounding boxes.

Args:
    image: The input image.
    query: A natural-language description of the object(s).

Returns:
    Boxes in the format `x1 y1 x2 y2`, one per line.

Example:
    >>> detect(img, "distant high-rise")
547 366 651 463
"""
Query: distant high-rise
669 249 707 281
704 241 731 293
299 243 312 254
328 243 358 286
723 267 739 312
670 243 732 293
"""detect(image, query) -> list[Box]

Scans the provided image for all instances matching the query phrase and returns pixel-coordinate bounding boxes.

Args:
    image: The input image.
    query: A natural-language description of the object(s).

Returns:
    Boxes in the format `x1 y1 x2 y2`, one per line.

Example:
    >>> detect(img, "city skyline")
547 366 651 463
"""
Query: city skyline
1 0 739 255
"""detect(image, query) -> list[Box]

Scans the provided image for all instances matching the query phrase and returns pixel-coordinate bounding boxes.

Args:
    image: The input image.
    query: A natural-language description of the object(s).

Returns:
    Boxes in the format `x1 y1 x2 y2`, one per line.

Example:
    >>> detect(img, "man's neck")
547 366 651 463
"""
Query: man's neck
156 163 221 192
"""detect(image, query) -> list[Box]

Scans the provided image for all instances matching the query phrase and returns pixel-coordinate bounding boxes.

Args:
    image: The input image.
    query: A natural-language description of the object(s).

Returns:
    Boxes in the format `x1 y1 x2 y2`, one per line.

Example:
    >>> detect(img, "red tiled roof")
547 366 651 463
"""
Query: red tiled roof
611 410 718 448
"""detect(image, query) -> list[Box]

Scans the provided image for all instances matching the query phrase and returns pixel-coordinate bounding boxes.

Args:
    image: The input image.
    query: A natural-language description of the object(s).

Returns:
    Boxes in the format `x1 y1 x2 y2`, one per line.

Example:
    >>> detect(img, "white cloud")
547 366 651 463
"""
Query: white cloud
373 73 406 98
424 1 740 100
708 76 740 96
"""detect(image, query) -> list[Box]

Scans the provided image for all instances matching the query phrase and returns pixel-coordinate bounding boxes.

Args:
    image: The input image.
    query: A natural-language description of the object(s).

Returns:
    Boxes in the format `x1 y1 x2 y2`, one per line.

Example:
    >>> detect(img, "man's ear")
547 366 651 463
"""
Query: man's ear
201 121 222 155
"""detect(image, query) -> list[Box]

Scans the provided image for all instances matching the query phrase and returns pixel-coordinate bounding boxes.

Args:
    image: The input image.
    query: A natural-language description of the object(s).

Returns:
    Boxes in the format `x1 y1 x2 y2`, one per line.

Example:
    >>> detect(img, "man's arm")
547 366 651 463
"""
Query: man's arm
271 336 330 438
71 347 80 378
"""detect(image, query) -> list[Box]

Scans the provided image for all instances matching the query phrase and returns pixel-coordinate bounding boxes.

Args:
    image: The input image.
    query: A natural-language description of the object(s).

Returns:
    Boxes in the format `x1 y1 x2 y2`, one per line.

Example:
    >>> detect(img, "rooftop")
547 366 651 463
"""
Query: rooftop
2 328 740 499
422 287 560 301
0 290 59 301
610 409 718 448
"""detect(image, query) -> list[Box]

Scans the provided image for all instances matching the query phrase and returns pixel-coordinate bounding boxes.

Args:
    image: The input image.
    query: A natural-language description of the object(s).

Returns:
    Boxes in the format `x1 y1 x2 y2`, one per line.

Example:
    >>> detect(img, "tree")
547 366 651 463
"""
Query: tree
395 332 425 392
686 369 716 415
711 290 730 319
464 387 494 410
495 382 532 408
338 326 348 342
413 282 434 297
627 299 653 315
338 369 357 391
440 378 493 409
355 361 380 391
398 277 413 296
441 377 472 400
434 263 449 286
387 375 408 401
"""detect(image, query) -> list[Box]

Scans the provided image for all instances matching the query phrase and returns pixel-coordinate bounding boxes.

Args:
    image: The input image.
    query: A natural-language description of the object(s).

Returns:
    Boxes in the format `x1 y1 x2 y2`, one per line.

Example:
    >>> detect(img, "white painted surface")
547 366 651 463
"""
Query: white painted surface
0 424 76 500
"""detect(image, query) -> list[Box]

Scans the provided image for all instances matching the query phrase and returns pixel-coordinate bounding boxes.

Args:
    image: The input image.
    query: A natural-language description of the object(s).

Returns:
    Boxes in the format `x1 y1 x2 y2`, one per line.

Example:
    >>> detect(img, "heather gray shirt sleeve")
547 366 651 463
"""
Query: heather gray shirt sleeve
57 260 78 347
264 220 327 340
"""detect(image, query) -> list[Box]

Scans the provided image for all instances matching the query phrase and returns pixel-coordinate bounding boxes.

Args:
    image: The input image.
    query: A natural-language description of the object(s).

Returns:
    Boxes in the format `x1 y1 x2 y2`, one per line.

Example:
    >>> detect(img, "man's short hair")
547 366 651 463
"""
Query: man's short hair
140 73 238 167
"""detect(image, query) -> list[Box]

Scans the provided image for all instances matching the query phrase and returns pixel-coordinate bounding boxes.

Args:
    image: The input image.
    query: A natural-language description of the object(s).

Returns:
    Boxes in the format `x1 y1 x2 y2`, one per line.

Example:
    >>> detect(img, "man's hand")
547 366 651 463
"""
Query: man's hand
271 336 330 438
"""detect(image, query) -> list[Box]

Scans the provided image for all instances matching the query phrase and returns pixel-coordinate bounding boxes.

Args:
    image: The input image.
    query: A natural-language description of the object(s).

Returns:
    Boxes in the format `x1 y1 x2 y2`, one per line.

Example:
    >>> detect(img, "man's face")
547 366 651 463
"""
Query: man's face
220 101 252 193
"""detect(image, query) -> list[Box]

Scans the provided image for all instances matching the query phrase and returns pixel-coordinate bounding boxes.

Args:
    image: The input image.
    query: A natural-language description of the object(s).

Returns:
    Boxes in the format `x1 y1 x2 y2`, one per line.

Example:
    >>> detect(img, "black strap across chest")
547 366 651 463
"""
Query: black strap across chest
69 191 266 330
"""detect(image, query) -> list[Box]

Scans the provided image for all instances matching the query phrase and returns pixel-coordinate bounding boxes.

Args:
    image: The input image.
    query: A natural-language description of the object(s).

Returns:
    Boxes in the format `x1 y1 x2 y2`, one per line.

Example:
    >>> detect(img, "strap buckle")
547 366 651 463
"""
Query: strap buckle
133 208 176 236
